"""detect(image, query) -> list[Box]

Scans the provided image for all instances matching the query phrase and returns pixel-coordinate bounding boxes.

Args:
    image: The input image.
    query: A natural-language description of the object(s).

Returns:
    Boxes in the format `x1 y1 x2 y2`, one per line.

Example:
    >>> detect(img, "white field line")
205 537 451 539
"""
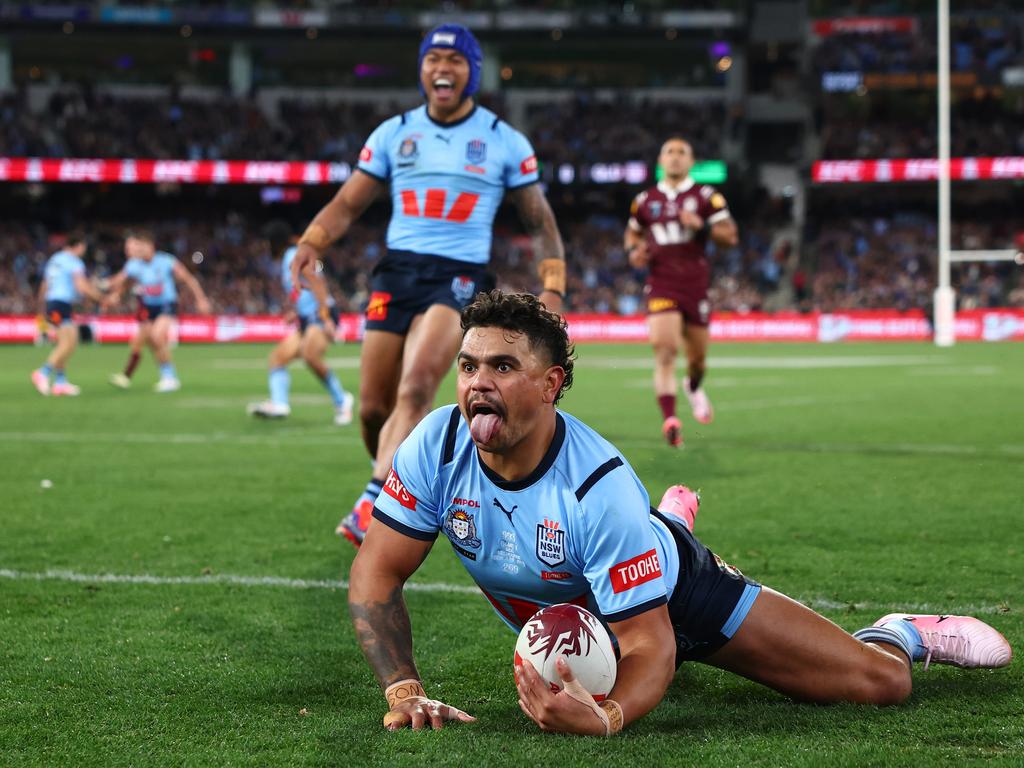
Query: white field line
211 354 947 372
0 568 1010 617
0 430 363 447
623 376 787 389
175 394 333 408
582 355 946 370
3 430 1020 457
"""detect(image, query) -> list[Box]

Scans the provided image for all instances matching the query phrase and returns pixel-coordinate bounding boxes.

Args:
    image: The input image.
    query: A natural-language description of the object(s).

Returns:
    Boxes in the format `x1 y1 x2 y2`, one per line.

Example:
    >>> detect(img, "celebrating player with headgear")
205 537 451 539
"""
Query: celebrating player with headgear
286 24 567 546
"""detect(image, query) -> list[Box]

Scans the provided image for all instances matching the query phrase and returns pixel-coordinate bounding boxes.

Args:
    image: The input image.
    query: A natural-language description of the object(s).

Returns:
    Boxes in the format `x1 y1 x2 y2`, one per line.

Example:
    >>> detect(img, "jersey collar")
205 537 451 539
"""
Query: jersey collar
657 177 695 199
477 413 566 492
425 102 478 129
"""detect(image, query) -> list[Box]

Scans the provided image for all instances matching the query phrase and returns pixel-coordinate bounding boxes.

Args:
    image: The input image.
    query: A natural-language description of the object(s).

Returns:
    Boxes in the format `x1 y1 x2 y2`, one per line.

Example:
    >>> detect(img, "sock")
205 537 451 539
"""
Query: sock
269 367 290 406
159 362 177 380
322 372 348 408
124 351 141 378
687 372 704 392
54 369 67 384
657 394 676 420
853 621 924 663
358 478 385 507
40 363 53 378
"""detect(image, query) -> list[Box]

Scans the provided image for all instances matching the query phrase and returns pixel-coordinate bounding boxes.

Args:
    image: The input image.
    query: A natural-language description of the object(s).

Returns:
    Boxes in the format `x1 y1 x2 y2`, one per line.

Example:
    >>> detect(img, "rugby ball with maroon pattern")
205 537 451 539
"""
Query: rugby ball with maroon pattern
513 603 617 701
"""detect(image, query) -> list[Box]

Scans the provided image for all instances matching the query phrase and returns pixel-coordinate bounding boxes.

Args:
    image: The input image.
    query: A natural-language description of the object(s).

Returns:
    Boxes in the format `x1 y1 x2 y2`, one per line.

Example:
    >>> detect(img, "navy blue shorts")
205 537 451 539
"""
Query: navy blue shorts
365 249 495 335
298 306 340 335
136 300 177 322
45 300 73 326
653 509 762 665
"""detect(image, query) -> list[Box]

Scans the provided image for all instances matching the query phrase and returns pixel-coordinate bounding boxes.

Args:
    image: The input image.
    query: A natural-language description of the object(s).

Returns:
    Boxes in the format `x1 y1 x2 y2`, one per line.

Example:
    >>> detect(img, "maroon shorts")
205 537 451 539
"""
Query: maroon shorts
644 284 711 327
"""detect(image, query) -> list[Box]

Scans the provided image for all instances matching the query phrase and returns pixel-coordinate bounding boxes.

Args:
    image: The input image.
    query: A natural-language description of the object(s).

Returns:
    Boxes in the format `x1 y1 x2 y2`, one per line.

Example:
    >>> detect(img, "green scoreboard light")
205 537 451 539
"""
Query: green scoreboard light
655 160 728 184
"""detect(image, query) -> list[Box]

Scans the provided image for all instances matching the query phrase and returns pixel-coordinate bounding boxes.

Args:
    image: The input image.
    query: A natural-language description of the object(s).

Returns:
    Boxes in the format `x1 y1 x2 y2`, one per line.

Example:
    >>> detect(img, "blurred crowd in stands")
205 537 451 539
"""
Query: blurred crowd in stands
2 206 1019 319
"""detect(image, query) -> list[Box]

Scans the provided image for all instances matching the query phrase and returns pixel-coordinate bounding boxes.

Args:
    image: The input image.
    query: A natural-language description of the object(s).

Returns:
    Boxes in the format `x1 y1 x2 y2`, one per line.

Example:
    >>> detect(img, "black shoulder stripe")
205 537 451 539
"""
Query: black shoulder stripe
575 457 624 502
491 116 500 131
442 405 462 464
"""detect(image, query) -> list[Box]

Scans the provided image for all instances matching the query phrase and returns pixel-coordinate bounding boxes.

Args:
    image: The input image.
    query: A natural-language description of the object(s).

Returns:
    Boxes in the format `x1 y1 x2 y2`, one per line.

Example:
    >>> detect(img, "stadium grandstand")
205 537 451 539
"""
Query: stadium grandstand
1 0 1021 335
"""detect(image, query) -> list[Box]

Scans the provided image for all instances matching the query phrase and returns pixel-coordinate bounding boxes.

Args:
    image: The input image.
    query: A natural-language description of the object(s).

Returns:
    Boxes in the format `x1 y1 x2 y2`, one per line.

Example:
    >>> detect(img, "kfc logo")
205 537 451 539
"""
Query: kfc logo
359 146 373 163
383 468 417 511
609 549 662 593
520 155 538 175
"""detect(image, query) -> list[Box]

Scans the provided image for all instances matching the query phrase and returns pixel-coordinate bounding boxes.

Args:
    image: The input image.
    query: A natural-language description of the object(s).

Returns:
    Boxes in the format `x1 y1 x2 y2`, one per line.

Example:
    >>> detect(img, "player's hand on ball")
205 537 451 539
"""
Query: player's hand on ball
516 657 610 736
383 697 476 732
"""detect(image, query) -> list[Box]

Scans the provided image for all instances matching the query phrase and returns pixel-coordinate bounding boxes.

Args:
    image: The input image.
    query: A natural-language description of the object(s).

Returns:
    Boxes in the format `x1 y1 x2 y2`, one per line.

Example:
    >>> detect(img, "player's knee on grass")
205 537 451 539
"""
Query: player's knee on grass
844 651 912 706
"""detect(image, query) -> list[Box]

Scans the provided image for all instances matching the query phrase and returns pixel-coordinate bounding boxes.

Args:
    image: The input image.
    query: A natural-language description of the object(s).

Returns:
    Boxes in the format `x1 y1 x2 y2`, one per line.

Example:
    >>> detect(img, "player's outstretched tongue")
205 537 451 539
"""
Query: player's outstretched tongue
471 412 502 443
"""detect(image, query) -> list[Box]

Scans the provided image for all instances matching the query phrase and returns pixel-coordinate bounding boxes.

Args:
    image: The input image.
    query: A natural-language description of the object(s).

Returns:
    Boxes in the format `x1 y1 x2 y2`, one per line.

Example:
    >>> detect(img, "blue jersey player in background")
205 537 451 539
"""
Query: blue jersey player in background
349 290 1012 735
104 229 212 393
247 220 354 425
285 24 567 547
30 231 106 397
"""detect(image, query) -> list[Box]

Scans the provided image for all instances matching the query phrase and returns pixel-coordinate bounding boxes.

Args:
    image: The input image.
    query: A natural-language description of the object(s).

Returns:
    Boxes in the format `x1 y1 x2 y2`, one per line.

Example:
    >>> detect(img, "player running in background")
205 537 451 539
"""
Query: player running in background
247 220 354 425
287 24 566 546
349 290 1011 734
104 229 212 393
624 137 738 447
30 232 106 397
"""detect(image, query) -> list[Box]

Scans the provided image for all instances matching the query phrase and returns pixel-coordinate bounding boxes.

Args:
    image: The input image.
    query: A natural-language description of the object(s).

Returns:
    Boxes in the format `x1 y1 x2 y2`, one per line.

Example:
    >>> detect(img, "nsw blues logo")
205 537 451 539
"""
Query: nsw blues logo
451 275 476 302
465 139 487 165
536 518 565 568
444 508 482 558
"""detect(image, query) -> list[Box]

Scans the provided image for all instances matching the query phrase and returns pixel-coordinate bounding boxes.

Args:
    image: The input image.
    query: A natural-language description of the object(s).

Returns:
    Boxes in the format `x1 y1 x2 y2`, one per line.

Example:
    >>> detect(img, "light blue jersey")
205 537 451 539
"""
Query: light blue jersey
358 104 540 264
281 246 333 320
43 250 86 303
124 252 177 304
374 406 679 634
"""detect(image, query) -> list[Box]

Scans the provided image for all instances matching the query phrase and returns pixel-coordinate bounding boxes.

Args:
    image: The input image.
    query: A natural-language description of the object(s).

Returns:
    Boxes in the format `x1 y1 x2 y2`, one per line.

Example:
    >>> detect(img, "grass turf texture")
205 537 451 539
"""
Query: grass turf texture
1 341 1021 766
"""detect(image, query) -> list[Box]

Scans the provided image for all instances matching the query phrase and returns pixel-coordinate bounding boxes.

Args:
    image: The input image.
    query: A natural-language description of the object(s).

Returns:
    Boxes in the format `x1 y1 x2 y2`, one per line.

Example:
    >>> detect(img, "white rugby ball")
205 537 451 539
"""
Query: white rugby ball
514 603 617 701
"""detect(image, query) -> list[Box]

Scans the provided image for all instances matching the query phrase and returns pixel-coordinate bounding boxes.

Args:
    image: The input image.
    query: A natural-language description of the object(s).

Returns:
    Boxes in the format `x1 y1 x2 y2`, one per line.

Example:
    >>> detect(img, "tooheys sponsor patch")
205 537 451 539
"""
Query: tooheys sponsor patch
609 549 662 594
382 467 417 510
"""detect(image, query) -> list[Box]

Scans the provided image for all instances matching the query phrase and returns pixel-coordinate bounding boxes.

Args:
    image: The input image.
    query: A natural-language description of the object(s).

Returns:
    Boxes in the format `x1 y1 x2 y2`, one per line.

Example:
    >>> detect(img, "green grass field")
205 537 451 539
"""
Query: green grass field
2 341 1021 766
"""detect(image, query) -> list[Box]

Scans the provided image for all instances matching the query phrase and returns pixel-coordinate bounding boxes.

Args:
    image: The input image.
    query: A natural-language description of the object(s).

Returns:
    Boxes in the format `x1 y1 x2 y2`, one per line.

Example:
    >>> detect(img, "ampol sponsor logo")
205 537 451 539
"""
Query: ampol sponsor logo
452 497 480 508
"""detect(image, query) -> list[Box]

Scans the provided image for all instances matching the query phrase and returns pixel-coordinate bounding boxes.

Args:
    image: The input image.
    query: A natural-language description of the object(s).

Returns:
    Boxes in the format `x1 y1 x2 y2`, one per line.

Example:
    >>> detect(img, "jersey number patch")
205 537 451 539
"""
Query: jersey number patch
400 188 480 222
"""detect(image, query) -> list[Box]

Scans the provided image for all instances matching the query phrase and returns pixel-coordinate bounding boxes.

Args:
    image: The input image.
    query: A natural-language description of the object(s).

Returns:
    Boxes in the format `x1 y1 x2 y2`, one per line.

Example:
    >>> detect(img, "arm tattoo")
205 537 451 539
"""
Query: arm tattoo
349 585 420 688
513 185 565 263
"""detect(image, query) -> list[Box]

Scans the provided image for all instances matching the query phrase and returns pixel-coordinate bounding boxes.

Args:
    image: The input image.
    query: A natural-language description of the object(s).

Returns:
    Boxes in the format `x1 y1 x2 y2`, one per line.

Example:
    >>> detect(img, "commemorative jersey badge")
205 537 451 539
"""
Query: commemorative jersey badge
536 517 566 568
444 507 482 560
397 136 419 167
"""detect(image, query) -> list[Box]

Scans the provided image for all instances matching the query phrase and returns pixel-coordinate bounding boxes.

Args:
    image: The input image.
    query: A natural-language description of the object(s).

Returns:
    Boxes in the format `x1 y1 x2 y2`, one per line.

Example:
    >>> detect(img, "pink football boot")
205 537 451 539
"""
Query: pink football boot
874 613 1012 670
683 377 713 424
657 485 700 532
662 416 683 448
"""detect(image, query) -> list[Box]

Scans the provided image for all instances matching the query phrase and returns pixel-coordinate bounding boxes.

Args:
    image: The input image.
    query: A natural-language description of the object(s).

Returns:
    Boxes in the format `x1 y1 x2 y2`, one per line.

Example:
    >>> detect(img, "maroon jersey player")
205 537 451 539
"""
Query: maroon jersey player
624 137 738 447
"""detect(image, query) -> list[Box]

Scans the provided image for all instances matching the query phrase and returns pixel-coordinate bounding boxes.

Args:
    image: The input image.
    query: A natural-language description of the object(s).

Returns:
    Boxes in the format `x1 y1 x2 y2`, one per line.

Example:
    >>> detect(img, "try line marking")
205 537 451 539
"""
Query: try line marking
0 568 1009 616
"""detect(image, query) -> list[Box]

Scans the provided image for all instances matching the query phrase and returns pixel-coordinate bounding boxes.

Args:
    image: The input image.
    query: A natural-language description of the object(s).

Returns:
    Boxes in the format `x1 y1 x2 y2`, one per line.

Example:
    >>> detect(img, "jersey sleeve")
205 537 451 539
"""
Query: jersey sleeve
503 127 539 189
123 259 142 281
356 118 394 181
628 192 648 231
69 256 85 276
578 465 668 622
699 186 732 226
372 407 451 541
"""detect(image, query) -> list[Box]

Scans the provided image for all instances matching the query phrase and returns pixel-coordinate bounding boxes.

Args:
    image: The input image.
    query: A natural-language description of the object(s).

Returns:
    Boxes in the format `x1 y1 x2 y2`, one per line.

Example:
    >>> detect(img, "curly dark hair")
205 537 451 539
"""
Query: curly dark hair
460 290 575 403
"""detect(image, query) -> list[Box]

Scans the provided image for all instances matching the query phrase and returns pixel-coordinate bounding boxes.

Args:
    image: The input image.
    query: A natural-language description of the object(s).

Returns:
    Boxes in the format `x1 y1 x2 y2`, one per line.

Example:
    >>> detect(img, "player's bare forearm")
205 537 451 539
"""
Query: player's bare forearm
623 227 643 251
304 268 332 309
510 183 564 264
307 171 382 244
606 607 676 727
710 219 739 248
349 581 420 688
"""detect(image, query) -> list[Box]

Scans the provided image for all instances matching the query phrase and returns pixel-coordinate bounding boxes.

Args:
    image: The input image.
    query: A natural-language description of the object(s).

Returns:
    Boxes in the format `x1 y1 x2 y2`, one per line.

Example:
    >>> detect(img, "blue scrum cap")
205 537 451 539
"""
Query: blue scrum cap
418 24 483 99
